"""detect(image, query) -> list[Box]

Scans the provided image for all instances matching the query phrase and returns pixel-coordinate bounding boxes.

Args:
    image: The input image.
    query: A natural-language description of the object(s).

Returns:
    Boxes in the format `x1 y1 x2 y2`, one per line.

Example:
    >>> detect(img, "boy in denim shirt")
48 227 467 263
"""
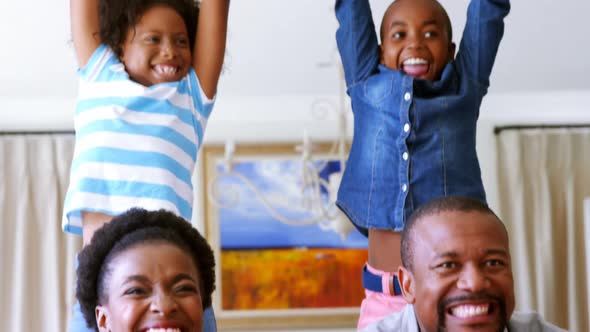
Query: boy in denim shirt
334 0 510 328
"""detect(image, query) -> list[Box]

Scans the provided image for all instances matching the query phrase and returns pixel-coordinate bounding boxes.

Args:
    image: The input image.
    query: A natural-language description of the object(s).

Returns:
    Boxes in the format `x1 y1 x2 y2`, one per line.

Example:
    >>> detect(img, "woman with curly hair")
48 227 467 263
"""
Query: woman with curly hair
75 208 215 332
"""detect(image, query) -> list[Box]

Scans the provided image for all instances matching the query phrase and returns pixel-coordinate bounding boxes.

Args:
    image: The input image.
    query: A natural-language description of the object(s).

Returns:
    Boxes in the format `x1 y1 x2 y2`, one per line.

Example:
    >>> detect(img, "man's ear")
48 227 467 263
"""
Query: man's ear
96 305 110 332
398 266 416 304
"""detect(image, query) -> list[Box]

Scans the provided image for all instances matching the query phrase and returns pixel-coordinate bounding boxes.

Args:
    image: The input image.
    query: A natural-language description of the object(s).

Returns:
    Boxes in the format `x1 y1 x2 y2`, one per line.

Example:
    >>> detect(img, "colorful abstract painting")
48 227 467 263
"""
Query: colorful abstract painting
209 152 368 311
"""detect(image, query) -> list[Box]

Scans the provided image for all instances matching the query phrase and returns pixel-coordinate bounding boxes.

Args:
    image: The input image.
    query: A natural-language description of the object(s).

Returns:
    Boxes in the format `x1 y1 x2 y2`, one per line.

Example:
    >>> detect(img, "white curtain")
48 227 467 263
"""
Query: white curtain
496 128 590 332
0 134 81 332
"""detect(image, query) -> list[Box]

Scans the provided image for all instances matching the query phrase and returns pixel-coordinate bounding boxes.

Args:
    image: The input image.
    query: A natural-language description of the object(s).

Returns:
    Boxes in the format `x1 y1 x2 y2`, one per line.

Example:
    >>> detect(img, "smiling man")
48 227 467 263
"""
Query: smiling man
363 196 566 332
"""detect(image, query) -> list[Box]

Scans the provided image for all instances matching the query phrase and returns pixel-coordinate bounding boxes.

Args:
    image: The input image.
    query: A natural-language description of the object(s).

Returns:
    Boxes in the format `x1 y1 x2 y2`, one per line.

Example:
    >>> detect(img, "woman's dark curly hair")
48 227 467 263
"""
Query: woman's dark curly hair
76 208 215 330
99 0 199 58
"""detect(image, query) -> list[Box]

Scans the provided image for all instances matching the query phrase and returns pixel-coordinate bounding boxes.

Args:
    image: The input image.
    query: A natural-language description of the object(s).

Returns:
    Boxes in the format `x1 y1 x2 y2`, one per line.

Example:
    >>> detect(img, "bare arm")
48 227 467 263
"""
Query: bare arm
71 0 102 67
193 0 230 99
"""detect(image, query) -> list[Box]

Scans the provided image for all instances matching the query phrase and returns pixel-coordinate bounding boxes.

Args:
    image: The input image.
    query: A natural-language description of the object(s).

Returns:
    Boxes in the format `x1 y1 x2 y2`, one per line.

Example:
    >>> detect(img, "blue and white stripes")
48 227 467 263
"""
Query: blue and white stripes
63 45 213 235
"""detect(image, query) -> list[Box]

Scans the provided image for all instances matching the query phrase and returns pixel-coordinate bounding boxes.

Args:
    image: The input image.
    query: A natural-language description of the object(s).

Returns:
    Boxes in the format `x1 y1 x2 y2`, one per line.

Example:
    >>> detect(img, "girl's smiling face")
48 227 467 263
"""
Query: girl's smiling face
120 5 192 86
96 242 203 332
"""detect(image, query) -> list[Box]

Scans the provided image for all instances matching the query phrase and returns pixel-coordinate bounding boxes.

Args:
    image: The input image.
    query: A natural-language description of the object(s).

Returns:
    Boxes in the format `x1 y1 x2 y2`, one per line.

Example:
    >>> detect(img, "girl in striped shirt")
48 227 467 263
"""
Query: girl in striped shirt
66 0 229 330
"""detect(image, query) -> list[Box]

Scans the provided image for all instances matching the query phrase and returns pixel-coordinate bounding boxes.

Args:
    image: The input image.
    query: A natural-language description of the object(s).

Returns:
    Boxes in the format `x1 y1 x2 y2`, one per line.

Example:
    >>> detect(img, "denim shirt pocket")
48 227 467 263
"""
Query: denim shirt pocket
362 73 393 107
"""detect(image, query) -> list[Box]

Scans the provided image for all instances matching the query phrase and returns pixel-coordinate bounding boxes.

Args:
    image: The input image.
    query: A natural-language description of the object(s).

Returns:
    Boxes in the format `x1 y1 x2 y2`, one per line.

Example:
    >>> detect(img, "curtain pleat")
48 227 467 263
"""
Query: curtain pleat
0 134 81 332
496 129 590 332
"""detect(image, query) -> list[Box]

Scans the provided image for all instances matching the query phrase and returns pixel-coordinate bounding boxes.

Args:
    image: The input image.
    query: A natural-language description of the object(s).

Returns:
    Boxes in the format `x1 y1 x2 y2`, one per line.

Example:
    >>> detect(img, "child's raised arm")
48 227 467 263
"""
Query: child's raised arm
193 0 230 99
70 0 101 67
335 0 380 88
458 0 510 85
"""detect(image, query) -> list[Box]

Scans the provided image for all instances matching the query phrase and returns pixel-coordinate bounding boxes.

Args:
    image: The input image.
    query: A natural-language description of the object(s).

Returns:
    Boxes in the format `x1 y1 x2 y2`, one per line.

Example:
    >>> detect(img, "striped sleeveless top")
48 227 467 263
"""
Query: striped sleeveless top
63 45 214 235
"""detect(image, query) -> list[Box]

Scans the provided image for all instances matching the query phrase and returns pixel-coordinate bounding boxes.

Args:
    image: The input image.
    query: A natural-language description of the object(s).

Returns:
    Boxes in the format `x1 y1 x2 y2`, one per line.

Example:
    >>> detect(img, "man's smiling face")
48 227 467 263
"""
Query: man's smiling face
399 210 515 332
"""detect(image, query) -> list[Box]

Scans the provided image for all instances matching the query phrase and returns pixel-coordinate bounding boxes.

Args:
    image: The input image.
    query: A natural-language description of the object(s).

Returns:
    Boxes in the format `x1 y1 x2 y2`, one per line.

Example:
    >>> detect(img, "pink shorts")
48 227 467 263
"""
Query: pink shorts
357 264 407 330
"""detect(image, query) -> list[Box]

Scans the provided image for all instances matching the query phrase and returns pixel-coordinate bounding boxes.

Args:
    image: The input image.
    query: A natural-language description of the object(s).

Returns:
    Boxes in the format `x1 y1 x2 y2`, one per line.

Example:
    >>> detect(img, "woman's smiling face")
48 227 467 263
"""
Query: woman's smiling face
96 242 203 332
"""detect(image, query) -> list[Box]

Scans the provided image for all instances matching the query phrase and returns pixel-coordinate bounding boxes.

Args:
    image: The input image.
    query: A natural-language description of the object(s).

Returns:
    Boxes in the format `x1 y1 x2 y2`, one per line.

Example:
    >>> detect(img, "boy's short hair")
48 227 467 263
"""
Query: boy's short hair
75 208 215 330
379 0 453 44
99 0 199 57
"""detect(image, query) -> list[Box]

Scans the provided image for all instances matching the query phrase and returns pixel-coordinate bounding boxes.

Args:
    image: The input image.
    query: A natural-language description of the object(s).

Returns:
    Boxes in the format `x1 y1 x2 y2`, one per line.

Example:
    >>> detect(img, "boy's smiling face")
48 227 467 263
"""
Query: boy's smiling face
380 0 455 81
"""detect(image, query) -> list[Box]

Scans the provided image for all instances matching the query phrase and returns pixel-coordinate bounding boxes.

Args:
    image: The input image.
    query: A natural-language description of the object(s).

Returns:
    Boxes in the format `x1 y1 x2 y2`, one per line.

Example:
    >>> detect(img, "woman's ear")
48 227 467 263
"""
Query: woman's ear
96 305 109 332
398 266 416 304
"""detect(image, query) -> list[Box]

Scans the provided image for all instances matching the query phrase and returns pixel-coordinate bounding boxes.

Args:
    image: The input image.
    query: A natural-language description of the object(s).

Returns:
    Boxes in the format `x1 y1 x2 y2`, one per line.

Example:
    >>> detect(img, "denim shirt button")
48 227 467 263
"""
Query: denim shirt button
402 184 408 192
404 92 411 101
403 123 410 133
403 152 409 160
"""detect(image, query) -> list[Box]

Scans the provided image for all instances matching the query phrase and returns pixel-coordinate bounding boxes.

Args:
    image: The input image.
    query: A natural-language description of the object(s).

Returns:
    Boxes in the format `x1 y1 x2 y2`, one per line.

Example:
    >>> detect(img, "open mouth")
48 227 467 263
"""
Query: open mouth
143 328 184 332
153 64 180 77
449 303 493 318
401 57 430 78
444 301 503 327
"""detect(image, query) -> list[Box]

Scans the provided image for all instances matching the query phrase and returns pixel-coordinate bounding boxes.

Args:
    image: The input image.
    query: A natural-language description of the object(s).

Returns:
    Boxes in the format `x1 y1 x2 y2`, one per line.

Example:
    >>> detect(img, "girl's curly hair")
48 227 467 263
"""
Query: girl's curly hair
99 0 199 58
75 208 215 330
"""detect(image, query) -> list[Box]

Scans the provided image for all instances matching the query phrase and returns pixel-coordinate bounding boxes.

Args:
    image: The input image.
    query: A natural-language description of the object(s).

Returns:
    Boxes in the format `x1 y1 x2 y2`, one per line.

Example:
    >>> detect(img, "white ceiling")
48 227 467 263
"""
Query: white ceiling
1 0 589 100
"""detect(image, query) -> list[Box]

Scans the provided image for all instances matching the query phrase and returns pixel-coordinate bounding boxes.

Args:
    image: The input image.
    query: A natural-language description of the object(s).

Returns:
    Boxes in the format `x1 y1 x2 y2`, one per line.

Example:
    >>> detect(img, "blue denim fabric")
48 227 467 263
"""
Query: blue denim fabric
202 306 218 332
335 0 510 234
69 301 94 332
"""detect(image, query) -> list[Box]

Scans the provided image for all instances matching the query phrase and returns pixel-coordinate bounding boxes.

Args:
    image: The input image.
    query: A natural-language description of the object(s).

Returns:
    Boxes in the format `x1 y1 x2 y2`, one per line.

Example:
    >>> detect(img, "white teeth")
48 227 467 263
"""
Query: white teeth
155 65 178 75
146 329 181 332
403 58 428 65
451 304 489 318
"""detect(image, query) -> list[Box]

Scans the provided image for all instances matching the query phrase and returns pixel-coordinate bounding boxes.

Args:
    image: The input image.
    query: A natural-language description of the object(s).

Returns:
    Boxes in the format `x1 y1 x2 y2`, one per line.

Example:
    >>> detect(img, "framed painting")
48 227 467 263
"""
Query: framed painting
202 143 368 330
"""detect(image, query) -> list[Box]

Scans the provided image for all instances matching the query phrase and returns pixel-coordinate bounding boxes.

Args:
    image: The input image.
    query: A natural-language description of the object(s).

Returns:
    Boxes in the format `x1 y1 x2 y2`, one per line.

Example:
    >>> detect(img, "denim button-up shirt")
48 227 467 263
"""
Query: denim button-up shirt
335 0 510 234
